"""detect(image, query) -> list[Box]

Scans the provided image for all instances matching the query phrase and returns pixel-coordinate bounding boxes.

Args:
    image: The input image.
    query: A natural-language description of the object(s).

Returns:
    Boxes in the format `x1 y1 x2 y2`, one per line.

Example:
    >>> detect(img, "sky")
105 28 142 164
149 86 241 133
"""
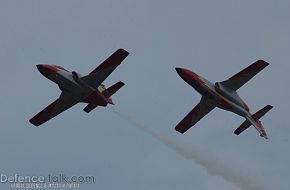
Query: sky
0 0 290 190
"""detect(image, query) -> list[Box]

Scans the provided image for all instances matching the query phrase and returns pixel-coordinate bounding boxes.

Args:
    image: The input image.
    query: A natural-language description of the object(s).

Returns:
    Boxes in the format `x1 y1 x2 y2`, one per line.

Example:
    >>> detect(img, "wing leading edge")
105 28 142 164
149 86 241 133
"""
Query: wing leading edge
81 49 129 89
175 97 215 133
220 60 269 90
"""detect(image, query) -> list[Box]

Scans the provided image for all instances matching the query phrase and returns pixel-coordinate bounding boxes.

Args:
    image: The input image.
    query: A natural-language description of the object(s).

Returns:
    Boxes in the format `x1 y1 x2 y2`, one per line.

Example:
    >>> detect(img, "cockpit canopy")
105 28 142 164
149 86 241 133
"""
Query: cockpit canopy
72 71 81 81
214 82 221 91
98 84 106 92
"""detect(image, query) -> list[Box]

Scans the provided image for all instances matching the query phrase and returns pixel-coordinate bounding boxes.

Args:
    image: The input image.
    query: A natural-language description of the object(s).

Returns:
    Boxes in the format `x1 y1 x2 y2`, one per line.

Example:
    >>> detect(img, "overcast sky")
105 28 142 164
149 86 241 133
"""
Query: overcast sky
0 1 289 190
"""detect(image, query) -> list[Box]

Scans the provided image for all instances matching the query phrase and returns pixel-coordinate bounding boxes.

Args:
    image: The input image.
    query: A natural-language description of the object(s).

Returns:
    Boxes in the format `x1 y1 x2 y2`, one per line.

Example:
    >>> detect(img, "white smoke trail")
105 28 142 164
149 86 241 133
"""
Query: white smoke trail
109 107 269 190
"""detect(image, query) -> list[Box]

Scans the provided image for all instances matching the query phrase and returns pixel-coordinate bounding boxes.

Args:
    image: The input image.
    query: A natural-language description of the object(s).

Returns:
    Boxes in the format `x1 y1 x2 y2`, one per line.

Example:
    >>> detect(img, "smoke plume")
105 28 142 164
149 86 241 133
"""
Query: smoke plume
109 107 269 190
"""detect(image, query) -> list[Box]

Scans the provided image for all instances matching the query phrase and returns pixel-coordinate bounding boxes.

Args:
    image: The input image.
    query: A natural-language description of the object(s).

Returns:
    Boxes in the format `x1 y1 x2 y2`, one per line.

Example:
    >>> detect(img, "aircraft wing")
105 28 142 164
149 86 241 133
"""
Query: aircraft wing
81 49 129 89
175 97 215 133
220 60 269 90
29 91 80 126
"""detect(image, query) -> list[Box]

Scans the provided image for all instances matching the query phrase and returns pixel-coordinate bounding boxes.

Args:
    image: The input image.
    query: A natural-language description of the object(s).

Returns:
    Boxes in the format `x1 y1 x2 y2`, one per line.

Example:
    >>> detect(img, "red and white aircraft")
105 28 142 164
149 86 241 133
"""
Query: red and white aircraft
175 60 273 139
30 49 129 127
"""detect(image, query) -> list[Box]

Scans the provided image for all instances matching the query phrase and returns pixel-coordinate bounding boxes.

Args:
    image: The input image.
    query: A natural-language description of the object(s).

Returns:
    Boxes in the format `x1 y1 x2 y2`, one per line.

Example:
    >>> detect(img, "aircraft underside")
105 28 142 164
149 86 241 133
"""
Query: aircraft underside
175 60 272 139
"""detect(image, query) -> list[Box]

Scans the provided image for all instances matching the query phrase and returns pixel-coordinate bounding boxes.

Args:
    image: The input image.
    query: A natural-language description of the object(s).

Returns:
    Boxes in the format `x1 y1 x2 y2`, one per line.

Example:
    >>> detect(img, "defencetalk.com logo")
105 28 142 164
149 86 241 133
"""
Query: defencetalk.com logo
1 173 96 189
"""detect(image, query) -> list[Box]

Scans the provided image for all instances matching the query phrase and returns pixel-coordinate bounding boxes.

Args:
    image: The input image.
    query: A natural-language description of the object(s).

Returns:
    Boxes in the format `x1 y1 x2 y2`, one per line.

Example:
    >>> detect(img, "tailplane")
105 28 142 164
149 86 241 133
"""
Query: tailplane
234 105 273 139
83 81 125 113
103 81 125 101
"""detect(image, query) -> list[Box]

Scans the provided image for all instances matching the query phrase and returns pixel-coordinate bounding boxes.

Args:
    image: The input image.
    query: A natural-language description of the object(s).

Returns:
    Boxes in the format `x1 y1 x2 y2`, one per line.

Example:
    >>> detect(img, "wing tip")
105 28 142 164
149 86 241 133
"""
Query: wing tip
29 118 41 127
266 104 273 109
117 48 130 56
234 129 241 135
117 81 125 87
175 125 186 134
256 59 270 67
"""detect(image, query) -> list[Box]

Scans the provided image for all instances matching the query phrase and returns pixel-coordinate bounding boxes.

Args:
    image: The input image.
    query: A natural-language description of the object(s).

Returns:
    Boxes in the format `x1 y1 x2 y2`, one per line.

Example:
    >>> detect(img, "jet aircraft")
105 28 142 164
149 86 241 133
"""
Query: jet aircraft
30 49 129 126
175 60 272 139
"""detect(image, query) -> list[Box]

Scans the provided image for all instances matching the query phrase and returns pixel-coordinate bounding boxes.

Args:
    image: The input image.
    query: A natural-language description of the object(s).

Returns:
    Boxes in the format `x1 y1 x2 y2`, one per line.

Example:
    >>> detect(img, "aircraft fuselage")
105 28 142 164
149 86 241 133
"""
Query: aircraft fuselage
30 48 129 127
37 64 108 105
176 68 250 118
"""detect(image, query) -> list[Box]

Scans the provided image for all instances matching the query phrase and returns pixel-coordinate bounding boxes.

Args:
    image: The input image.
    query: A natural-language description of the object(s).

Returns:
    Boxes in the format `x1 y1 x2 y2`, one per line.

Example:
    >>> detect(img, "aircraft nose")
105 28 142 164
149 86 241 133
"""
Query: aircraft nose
175 68 183 75
36 64 55 77
36 64 42 71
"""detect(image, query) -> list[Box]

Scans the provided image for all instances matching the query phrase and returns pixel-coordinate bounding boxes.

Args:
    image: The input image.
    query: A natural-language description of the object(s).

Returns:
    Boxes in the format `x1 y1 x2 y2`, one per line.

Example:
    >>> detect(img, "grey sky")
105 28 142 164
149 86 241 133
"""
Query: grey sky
0 0 289 189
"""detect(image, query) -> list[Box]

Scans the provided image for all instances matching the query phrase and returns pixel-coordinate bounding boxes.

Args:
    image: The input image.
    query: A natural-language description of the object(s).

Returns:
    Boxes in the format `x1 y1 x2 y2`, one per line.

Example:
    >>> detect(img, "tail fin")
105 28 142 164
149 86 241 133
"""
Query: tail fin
83 81 125 113
234 105 273 138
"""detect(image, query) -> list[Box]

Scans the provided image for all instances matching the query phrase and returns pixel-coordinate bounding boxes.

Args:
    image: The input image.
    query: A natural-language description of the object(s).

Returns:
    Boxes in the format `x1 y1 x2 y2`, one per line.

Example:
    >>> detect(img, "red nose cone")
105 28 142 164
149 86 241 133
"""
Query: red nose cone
37 64 57 77
176 67 195 82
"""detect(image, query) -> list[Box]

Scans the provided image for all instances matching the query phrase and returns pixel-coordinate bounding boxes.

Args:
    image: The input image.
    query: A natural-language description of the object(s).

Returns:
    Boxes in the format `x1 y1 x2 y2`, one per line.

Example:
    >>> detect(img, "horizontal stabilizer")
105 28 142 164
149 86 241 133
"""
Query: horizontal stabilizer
234 120 250 135
234 105 273 135
103 81 125 98
83 103 97 113
83 82 125 113
252 105 273 120
83 89 108 106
